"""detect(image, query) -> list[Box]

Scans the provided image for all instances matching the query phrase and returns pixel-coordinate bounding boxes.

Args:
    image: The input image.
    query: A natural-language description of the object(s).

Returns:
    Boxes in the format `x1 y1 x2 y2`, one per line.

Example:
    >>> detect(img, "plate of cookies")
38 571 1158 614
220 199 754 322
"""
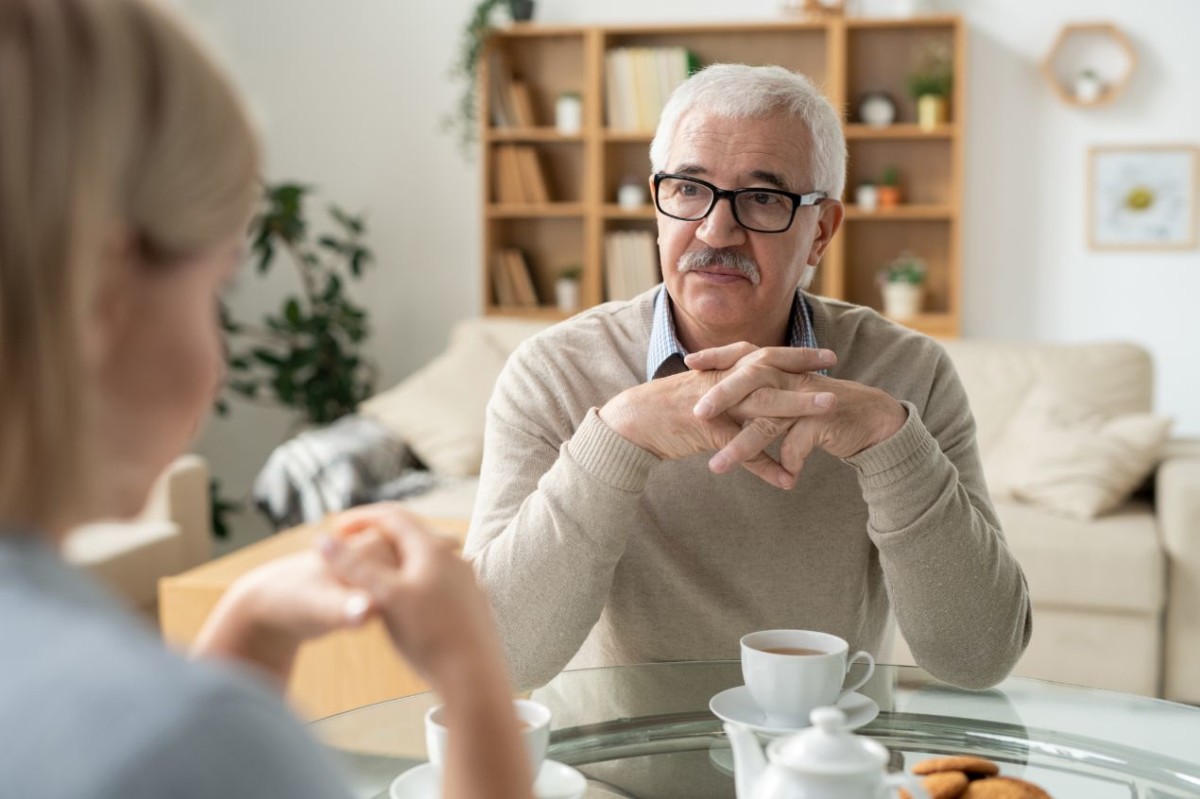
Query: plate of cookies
899 756 1052 799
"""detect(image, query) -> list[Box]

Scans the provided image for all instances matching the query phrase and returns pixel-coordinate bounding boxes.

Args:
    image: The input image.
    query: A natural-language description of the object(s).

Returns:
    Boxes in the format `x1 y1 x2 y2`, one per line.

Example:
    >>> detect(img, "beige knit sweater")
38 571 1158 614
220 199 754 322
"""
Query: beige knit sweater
465 289 1031 692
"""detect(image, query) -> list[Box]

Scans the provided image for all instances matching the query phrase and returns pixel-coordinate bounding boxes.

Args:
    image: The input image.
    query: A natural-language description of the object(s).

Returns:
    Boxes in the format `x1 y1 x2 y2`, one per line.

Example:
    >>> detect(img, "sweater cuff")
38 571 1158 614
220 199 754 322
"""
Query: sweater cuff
844 401 939 489
566 408 659 492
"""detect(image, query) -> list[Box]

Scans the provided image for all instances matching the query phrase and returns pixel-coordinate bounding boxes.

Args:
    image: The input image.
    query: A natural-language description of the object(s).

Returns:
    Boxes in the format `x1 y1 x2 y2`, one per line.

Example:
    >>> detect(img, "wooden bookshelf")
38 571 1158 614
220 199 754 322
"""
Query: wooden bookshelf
480 16 966 337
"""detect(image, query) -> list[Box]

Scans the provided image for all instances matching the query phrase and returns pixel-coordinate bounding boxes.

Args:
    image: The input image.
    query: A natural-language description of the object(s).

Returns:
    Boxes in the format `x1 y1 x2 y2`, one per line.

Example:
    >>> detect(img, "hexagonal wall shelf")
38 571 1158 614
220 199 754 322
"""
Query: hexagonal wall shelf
1041 22 1137 108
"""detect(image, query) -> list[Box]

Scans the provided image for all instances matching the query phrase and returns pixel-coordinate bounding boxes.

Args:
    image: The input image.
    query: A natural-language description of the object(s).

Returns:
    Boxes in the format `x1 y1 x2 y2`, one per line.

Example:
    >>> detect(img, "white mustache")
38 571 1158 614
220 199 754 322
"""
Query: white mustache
677 249 761 286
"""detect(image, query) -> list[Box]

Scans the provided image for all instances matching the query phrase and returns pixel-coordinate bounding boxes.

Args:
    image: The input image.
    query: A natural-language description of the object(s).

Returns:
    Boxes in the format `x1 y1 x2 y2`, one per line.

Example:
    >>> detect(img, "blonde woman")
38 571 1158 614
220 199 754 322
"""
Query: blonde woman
0 0 530 797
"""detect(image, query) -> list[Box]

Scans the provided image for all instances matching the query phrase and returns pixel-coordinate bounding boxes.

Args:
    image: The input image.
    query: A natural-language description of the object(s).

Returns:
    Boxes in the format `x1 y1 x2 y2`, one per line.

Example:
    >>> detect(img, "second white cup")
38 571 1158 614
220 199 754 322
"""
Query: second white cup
741 629 875 727
425 698 551 778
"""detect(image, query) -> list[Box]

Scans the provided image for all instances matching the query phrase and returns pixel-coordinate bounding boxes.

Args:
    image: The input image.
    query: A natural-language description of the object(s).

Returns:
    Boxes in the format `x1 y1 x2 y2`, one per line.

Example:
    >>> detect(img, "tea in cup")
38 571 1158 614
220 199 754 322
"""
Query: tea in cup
425 698 551 777
741 629 875 726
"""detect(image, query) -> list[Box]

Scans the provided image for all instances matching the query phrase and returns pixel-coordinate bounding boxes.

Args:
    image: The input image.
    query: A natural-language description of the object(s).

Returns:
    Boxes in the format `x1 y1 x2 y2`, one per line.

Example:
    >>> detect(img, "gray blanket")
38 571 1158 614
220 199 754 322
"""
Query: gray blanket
253 414 436 530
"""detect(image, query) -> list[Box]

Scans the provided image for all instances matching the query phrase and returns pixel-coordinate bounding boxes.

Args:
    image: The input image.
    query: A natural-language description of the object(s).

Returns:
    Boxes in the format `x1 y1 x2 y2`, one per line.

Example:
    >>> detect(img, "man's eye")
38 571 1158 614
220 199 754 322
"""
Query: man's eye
750 192 781 206
679 183 699 197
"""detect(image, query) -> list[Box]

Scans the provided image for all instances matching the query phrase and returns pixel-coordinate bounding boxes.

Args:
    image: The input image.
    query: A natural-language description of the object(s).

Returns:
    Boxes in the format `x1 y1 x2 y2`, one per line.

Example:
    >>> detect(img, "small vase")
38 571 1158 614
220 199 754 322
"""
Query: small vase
508 0 534 21
1074 75 1103 104
917 95 947 130
555 278 580 313
555 94 582 134
876 185 901 208
881 282 923 319
855 184 878 212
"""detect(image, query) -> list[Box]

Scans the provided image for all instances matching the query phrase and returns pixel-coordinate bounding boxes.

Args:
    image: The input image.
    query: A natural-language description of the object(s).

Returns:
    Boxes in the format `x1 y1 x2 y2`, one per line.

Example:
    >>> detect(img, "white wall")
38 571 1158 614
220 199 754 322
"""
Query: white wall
180 0 1199 536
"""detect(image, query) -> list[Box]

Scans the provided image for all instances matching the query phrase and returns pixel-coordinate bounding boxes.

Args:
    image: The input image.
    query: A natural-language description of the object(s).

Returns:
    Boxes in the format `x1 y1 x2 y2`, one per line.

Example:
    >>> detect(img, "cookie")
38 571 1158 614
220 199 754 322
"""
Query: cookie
913 756 1001 779
961 777 1052 799
899 770 970 799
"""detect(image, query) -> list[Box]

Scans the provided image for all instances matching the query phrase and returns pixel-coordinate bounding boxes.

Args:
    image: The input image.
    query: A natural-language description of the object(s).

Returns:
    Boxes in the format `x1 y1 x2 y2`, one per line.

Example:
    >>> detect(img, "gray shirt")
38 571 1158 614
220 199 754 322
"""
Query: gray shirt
0 532 352 799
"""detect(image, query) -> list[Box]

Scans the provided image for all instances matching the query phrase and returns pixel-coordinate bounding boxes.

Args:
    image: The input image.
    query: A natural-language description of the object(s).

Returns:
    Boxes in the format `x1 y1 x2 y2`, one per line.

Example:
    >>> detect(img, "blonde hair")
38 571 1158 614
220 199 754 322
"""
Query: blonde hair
650 64 847 199
0 0 260 529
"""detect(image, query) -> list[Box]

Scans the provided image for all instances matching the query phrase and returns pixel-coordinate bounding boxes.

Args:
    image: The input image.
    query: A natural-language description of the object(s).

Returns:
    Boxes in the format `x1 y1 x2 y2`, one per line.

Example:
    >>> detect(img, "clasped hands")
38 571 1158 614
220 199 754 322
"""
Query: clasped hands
599 343 907 490
193 504 501 694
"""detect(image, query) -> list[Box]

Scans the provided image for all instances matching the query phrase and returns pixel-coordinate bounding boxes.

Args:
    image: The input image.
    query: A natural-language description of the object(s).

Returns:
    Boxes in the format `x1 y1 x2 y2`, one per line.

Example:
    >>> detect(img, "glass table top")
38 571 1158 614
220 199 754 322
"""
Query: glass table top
312 662 1200 798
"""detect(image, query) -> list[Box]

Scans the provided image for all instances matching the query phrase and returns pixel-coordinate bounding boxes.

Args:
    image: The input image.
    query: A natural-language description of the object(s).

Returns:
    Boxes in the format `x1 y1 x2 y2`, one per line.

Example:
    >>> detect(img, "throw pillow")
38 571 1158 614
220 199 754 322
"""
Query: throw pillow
983 384 1171 520
360 318 547 477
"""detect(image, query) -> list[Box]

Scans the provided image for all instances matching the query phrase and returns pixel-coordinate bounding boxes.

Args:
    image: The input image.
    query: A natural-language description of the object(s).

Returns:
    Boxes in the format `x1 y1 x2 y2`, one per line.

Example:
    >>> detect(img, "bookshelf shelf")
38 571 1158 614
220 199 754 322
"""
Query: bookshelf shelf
486 129 586 143
481 17 966 335
487 204 586 218
603 204 656 219
844 204 955 220
844 123 957 139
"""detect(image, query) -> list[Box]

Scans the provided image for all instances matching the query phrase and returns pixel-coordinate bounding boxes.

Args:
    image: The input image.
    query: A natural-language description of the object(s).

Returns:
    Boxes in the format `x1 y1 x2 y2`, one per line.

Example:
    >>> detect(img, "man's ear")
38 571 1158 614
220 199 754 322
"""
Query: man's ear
806 200 845 266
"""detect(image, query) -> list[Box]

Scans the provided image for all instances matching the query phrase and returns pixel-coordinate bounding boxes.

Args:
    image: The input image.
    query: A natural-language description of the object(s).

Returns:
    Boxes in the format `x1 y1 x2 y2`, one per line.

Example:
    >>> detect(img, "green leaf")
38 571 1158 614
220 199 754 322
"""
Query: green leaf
317 235 345 254
252 348 285 367
285 298 302 326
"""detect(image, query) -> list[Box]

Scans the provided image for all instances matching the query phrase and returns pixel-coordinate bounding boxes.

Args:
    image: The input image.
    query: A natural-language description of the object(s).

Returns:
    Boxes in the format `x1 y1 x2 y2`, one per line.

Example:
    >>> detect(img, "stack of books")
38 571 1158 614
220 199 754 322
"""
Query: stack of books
604 47 699 132
492 248 539 308
488 51 539 128
492 145 551 204
604 230 660 301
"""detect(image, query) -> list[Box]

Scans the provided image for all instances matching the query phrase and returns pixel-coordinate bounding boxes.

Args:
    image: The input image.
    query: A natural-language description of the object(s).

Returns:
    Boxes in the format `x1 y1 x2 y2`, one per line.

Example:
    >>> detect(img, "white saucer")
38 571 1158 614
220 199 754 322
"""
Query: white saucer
390 759 587 799
709 685 879 737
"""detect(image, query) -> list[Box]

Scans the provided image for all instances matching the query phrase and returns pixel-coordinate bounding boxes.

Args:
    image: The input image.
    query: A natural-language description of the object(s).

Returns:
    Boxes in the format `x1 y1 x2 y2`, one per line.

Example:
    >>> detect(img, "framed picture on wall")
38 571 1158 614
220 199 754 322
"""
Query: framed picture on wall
1089 144 1199 250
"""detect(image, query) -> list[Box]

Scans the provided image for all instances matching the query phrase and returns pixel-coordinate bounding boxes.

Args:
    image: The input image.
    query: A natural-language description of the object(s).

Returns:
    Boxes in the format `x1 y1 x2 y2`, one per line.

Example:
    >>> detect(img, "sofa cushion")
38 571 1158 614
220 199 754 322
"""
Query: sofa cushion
939 341 1153 457
361 317 550 477
985 385 1171 519
998 498 1164 614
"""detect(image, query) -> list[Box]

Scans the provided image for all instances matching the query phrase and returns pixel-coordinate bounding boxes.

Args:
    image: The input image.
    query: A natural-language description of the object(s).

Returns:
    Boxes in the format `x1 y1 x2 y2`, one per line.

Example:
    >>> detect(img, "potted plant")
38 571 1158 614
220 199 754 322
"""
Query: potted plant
1074 68 1104 104
877 166 902 208
213 182 377 535
907 40 952 130
446 0 537 155
878 251 927 320
555 265 583 313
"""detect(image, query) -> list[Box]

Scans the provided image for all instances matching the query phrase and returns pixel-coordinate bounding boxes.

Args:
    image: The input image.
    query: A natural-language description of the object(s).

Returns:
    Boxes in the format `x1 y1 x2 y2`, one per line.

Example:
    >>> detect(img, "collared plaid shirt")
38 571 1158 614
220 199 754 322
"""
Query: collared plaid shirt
645 285 822 382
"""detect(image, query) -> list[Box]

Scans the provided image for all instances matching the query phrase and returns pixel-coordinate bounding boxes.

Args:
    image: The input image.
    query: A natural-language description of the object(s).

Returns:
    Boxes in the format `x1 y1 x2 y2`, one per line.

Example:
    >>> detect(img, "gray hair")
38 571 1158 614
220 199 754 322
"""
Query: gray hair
649 64 846 199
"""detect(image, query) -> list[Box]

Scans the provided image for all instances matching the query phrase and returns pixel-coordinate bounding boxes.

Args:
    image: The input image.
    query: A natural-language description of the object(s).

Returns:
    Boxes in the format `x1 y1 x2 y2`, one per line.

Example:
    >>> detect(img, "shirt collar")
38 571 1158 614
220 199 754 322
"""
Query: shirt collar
645 285 822 382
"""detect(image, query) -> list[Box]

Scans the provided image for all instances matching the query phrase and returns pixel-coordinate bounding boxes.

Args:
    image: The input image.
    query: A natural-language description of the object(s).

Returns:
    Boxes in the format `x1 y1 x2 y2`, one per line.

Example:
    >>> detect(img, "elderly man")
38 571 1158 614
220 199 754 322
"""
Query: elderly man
465 64 1031 692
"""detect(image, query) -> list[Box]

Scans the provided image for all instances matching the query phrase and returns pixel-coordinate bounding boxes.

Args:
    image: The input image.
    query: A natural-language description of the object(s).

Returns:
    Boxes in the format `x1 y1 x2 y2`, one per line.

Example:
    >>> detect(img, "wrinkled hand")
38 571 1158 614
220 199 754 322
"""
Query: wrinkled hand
598 347 834 489
686 343 907 482
320 504 503 691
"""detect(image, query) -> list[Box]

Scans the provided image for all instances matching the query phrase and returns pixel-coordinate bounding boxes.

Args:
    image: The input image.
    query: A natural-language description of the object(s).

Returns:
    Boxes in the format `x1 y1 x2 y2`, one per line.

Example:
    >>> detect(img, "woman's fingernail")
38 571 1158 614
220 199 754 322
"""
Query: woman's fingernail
778 475 793 489
813 392 834 408
344 593 371 623
819 349 836 365
693 399 713 417
710 453 729 473
316 534 339 559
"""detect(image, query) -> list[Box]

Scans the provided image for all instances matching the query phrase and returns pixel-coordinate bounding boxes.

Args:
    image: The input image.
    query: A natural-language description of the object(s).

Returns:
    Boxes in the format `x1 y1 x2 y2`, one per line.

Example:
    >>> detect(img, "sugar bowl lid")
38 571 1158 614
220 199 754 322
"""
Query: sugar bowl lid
770 706 889 774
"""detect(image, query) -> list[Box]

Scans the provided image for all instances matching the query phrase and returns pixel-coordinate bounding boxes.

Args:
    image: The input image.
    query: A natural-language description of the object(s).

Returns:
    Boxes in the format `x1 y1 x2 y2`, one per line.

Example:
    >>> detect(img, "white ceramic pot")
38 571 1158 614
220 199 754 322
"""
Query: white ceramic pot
881 282 923 319
556 94 582 134
555 278 581 312
855 184 878 212
1074 74 1103 104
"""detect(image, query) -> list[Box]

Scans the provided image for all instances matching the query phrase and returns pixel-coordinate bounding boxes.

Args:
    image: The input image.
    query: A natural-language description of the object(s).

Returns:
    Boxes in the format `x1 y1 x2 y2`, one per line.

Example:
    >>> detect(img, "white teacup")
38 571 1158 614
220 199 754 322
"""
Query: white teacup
425 698 552 778
741 629 875 727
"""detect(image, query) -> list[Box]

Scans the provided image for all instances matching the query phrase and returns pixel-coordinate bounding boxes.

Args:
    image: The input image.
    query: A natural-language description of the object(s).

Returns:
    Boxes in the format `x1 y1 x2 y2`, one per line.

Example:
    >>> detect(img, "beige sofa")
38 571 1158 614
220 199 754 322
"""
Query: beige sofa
364 318 1200 702
63 454 212 613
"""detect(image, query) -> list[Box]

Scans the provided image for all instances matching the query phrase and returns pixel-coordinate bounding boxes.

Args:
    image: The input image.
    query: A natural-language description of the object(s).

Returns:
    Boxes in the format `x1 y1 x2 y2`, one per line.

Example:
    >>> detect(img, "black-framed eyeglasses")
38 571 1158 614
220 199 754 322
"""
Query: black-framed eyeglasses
652 172 827 234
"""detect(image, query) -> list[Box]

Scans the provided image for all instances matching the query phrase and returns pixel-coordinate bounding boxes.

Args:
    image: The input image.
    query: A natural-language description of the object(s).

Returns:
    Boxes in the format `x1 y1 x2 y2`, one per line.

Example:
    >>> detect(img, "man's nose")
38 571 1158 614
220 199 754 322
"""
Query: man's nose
695 196 747 249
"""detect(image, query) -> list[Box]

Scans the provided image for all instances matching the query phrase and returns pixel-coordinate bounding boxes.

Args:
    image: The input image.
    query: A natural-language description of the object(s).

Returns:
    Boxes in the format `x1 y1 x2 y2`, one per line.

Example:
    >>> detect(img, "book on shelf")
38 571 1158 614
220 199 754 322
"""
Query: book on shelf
493 144 552 204
502 248 539 307
492 145 526 203
491 251 517 306
604 230 660 301
604 47 698 132
507 80 538 128
514 146 550 203
487 50 516 128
